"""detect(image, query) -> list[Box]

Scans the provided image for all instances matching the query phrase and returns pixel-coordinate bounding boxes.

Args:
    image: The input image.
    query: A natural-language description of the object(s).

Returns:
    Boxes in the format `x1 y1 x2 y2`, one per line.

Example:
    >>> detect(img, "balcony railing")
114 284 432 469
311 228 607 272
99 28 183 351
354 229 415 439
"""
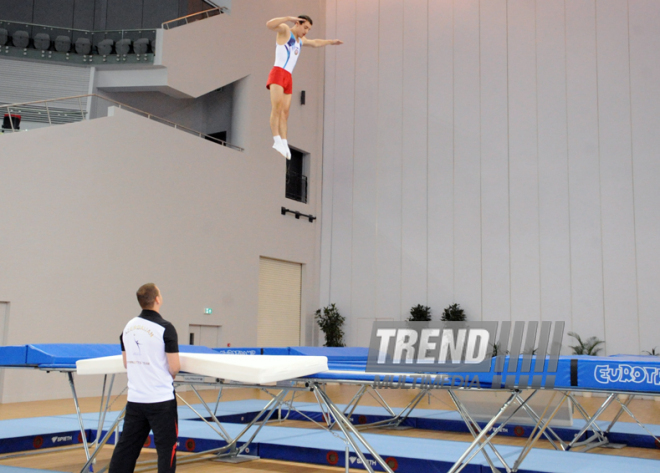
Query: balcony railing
0 19 156 65
0 94 243 152
162 7 226 30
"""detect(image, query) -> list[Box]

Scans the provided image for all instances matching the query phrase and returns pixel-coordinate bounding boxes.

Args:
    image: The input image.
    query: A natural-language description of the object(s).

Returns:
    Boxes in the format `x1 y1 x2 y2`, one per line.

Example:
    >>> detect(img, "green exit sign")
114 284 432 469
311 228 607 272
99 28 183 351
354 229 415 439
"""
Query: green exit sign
204 308 212 315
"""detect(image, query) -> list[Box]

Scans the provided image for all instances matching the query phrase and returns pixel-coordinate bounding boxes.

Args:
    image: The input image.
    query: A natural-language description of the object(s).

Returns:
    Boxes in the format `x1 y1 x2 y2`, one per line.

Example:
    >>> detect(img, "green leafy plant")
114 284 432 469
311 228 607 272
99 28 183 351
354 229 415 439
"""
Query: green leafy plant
408 304 431 322
441 303 466 322
643 347 659 356
315 303 346 347
568 331 604 356
491 342 509 357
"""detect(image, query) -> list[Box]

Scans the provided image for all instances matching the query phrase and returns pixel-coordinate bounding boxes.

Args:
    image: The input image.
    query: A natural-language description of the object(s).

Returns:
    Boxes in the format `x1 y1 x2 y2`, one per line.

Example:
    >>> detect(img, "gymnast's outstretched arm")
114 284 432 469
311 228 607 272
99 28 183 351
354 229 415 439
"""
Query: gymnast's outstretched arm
302 37 344 48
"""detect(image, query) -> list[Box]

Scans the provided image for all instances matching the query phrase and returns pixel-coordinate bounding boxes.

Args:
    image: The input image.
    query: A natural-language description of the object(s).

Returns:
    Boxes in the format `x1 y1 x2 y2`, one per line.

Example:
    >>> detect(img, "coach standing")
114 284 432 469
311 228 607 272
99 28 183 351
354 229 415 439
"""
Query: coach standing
109 283 180 473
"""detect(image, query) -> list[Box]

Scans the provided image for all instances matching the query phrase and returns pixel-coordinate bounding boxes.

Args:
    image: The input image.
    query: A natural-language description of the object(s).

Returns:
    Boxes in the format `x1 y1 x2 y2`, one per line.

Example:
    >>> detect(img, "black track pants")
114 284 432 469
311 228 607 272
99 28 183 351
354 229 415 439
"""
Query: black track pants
109 399 178 473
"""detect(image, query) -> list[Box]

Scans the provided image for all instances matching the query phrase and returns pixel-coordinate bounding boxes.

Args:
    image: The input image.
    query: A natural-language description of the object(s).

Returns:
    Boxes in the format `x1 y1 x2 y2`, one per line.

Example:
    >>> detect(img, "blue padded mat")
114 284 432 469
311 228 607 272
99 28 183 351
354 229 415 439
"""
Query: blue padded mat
26 344 122 366
262 348 290 355
492 445 660 473
56 412 123 427
0 346 28 365
177 399 271 419
0 417 85 438
0 417 90 454
283 401 660 449
7 343 660 393
3 408 660 472
56 400 272 424
208 347 660 394
0 344 218 369
309 356 660 394
0 467 68 473
173 420 660 473
57 399 660 451
289 347 370 363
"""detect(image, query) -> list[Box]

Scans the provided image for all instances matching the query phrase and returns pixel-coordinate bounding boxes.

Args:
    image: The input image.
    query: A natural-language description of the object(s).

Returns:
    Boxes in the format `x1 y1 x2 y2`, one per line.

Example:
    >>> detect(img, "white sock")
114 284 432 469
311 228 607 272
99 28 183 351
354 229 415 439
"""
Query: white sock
272 136 287 157
282 139 291 159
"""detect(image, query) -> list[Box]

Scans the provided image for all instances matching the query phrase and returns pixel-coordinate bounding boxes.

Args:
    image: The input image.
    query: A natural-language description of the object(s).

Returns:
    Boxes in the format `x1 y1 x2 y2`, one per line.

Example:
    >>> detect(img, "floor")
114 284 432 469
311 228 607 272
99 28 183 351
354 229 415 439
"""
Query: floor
0 386 658 472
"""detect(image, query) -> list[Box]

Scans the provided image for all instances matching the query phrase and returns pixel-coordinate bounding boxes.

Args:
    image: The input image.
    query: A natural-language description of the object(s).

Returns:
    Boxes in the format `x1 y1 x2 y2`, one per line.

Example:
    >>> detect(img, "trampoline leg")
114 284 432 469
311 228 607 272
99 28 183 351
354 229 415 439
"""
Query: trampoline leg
344 384 369 418
513 393 568 471
67 372 90 462
448 390 505 473
567 393 608 448
79 405 126 473
93 375 107 447
213 386 223 417
315 385 395 473
234 389 289 457
447 391 518 473
176 393 232 442
608 395 660 445
605 394 634 433
514 391 567 450
317 393 376 473
95 375 115 447
566 392 617 449
189 385 233 441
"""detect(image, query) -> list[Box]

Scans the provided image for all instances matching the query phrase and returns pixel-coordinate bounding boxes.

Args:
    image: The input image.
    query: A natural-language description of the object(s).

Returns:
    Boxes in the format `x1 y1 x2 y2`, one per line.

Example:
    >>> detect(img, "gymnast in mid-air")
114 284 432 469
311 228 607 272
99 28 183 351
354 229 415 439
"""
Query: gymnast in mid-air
266 15 342 158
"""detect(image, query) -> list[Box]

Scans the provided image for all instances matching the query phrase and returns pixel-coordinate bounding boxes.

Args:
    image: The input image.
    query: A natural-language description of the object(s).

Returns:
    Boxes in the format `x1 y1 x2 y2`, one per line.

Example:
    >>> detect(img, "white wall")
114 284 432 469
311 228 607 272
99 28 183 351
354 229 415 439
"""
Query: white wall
321 0 660 355
0 106 320 402
0 0 327 402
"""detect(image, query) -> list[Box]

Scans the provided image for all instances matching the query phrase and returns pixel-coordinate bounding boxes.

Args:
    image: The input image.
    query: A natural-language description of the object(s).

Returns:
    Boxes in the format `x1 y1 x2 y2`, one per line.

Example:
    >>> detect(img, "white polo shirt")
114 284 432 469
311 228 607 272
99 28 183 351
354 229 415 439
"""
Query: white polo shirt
120 310 179 403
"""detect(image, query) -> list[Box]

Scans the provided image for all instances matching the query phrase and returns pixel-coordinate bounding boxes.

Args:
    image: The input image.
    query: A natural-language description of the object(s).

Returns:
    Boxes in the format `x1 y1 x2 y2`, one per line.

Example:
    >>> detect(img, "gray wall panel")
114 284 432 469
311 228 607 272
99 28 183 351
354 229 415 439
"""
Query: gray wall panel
93 0 108 30
73 0 96 30
142 0 178 29
0 1 34 23
32 0 74 28
106 0 142 30
179 0 189 17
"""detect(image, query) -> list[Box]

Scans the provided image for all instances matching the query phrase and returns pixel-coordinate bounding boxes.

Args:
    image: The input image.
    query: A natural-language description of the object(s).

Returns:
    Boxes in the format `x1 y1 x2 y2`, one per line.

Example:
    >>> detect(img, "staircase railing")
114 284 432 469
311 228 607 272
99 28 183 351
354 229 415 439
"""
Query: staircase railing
162 7 226 30
0 94 243 152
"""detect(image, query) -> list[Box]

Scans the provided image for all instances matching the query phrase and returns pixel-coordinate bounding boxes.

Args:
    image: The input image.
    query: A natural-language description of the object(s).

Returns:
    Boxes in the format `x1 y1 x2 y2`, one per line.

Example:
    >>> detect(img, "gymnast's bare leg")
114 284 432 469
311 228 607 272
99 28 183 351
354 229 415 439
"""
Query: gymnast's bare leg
269 83 289 158
279 92 293 158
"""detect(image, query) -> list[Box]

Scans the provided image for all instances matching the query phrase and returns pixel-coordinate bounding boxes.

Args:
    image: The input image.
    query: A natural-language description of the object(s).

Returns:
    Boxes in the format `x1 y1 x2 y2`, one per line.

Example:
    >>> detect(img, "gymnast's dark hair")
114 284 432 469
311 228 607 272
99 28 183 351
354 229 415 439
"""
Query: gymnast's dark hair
137 283 159 309
298 15 313 25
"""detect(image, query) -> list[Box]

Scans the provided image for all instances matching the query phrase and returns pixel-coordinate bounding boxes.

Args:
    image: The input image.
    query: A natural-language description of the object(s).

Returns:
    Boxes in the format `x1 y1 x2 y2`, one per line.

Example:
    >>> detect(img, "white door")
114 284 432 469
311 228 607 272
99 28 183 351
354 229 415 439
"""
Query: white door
188 324 222 348
257 257 302 347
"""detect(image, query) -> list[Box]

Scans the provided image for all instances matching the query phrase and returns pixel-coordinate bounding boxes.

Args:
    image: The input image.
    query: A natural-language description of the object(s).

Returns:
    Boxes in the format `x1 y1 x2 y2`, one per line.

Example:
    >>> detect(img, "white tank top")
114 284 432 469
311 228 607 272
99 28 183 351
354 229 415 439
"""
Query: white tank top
274 32 302 74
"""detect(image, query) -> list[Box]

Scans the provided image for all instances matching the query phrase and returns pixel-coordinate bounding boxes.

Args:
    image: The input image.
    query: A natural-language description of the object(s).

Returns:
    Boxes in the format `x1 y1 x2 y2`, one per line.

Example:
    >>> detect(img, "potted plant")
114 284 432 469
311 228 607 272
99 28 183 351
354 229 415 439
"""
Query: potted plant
441 303 466 322
408 304 431 322
568 331 604 398
567 332 604 356
315 303 346 347
491 342 509 357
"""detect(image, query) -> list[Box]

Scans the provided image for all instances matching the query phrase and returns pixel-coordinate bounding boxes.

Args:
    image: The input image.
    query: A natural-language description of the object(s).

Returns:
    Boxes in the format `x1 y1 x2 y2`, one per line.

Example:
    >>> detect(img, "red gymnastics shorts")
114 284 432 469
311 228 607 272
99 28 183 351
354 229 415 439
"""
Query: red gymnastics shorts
266 66 293 95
